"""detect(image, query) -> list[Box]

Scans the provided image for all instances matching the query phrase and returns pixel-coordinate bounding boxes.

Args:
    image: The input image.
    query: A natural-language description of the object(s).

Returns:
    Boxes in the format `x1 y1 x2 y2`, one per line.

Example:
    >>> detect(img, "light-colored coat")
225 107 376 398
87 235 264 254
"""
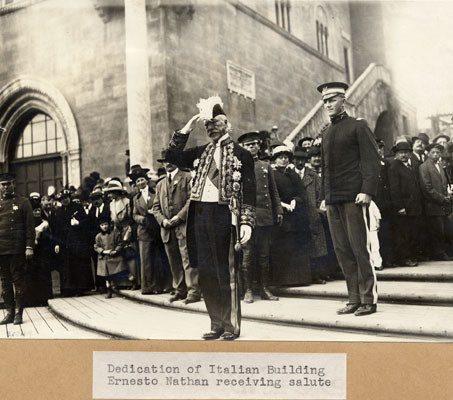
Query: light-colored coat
152 170 191 244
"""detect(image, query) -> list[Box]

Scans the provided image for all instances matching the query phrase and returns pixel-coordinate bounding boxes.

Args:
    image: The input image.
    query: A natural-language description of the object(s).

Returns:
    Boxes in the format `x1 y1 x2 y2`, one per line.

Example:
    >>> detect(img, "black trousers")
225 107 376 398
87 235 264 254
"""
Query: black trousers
193 202 240 336
0 254 26 310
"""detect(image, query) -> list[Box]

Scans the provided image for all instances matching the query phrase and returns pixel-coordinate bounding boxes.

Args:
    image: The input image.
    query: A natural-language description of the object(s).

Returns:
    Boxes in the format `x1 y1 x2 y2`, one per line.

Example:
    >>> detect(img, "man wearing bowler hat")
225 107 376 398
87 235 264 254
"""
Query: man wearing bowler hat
387 141 423 267
318 81 381 316
0 172 35 324
165 97 256 340
237 131 282 303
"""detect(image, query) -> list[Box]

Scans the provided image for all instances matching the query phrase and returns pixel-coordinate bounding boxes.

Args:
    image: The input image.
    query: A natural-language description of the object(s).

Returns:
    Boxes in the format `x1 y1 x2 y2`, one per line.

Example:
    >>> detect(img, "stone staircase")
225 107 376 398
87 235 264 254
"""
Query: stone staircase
47 260 453 341
284 63 392 145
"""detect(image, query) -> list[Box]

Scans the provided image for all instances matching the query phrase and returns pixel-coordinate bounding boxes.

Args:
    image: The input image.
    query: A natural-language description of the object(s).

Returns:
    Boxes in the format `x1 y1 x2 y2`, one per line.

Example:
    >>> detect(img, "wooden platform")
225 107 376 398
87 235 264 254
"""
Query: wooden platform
0 306 107 339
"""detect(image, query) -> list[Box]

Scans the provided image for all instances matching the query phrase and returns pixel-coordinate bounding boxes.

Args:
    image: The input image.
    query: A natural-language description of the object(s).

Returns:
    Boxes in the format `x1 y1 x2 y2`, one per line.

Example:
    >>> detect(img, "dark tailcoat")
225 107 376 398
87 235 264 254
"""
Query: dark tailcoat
166 130 256 336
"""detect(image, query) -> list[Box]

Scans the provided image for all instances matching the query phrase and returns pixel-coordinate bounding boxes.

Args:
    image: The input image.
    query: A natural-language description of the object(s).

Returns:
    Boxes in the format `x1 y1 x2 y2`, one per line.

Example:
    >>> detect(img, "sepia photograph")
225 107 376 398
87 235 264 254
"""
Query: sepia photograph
1 1 453 397
1 0 453 343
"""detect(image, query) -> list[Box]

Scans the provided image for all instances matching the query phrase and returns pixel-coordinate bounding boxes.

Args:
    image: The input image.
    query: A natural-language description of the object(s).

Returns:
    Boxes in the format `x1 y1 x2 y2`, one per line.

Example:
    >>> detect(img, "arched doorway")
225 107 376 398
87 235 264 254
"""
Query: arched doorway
0 77 81 189
374 111 394 155
9 112 64 196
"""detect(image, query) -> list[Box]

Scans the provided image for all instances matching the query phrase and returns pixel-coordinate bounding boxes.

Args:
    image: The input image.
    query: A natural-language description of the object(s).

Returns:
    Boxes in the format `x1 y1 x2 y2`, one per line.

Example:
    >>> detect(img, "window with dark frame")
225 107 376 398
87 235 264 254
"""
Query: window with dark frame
13 113 64 160
316 20 329 57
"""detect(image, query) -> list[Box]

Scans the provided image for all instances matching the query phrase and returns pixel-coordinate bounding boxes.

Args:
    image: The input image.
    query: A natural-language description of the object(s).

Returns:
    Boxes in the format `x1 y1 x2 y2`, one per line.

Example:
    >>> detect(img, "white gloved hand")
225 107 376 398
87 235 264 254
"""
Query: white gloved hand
239 225 252 245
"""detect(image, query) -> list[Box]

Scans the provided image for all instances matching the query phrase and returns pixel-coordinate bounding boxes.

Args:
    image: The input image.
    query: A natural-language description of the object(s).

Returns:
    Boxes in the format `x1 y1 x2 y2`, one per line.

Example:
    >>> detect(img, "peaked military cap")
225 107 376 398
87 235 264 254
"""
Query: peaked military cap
238 131 261 144
317 82 349 100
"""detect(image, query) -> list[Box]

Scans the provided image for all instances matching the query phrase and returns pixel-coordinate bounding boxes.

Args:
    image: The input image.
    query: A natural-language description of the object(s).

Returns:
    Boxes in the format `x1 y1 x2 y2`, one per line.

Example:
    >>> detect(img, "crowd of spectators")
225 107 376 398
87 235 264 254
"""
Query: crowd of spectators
19 128 453 307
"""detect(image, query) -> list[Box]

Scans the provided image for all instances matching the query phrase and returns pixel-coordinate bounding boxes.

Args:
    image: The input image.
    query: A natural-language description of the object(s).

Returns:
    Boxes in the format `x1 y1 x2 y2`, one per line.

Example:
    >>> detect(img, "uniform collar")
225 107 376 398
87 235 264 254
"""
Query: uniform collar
330 111 348 124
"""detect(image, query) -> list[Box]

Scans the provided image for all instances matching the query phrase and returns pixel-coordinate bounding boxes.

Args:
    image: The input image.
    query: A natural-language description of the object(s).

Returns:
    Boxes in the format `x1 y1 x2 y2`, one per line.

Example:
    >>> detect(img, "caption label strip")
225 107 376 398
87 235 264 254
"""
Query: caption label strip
93 352 346 399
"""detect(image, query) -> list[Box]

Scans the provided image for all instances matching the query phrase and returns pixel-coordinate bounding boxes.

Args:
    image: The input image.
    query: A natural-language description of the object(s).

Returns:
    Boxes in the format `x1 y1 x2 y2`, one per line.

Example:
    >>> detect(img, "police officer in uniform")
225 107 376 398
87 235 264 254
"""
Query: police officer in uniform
0 173 35 325
318 82 381 316
238 131 282 303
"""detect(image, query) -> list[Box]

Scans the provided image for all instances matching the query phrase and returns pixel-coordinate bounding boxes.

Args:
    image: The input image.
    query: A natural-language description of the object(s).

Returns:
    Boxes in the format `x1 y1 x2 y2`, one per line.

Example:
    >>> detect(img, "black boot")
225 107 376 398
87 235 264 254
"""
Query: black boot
1 289 15 325
13 297 24 325
105 282 113 299
260 261 278 301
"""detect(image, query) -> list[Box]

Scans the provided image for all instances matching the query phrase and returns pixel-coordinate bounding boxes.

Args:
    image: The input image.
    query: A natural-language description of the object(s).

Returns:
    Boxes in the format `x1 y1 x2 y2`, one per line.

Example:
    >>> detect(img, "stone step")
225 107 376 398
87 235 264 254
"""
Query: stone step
376 262 453 281
108 289 453 340
275 280 453 305
49 294 432 341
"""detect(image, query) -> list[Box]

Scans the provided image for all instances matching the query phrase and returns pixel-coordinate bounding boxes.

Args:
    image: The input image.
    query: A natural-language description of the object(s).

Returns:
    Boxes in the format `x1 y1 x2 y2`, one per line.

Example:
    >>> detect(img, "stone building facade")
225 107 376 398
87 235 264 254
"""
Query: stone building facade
0 0 416 195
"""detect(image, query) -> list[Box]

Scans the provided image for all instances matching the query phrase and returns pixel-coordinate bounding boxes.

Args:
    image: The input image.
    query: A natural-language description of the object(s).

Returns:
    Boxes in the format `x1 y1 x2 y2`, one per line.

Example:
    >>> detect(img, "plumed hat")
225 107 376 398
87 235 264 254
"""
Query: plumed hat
196 96 226 121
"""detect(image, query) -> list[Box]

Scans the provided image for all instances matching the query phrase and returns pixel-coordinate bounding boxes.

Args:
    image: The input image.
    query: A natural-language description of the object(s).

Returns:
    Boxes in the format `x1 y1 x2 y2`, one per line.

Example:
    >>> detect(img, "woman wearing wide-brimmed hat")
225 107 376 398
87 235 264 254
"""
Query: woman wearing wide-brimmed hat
104 179 138 287
269 146 312 287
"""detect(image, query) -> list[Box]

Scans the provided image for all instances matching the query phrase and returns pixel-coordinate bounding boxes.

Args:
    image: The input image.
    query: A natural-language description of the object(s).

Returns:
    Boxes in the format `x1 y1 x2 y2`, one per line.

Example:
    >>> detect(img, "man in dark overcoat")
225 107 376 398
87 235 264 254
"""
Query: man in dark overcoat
238 131 282 303
387 141 423 266
152 151 201 304
318 82 381 316
166 99 256 340
0 173 35 324
419 143 452 260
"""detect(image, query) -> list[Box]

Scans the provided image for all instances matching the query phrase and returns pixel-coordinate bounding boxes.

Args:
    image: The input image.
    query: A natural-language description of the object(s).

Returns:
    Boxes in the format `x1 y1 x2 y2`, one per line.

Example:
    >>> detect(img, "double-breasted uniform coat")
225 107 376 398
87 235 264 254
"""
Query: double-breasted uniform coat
0 193 35 312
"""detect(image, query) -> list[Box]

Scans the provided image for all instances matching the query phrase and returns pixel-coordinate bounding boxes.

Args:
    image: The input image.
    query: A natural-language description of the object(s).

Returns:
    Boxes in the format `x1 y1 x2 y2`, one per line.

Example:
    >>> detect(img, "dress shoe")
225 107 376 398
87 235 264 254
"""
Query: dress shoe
219 332 237 341
243 289 254 303
260 286 279 301
354 304 377 316
183 296 200 305
374 266 384 271
169 293 186 302
336 303 360 315
0 311 14 325
105 288 113 299
202 331 223 340
13 313 23 325
399 259 418 267
312 277 327 284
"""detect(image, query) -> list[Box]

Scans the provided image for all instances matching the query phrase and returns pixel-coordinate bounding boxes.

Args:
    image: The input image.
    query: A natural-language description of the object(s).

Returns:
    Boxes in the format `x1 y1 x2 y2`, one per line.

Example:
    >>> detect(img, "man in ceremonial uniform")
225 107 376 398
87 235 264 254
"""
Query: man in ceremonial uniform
318 82 380 316
0 173 35 324
237 131 282 303
166 97 256 340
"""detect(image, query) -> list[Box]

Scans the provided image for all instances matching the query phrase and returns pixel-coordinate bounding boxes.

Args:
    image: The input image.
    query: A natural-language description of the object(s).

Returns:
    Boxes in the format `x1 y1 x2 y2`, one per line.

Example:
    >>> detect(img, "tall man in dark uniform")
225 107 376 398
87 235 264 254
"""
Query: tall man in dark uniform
166 98 256 340
238 131 282 303
0 173 35 324
318 82 381 316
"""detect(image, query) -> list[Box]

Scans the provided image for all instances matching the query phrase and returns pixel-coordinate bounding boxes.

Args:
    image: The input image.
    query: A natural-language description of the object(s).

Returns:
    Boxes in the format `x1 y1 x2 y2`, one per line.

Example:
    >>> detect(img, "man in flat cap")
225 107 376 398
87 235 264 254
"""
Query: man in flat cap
0 173 35 324
165 98 256 340
318 81 381 316
238 131 282 303
387 141 423 267
419 143 452 260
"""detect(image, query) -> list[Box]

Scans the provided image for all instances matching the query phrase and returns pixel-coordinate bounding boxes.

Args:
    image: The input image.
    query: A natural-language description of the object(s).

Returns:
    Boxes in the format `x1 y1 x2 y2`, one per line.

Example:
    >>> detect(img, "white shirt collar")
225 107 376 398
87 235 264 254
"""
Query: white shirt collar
168 168 179 180
215 133 230 147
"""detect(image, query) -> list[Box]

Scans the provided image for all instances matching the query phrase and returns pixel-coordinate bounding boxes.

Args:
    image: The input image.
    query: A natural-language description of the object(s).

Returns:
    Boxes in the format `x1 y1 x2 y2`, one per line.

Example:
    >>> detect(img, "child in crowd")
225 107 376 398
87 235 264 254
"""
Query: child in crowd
94 216 129 298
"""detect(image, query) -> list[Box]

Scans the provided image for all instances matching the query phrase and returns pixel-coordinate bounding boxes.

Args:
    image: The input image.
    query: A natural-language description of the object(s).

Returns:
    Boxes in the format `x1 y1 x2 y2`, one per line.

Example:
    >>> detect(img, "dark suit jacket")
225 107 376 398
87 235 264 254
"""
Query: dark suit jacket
152 169 191 243
419 158 449 216
387 159 423 216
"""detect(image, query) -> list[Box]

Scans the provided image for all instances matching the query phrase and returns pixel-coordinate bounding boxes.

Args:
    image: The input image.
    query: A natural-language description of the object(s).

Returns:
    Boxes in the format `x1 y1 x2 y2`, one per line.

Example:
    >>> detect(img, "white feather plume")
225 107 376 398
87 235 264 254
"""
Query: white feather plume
196 95 223 120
